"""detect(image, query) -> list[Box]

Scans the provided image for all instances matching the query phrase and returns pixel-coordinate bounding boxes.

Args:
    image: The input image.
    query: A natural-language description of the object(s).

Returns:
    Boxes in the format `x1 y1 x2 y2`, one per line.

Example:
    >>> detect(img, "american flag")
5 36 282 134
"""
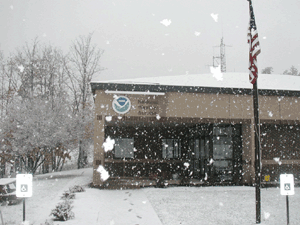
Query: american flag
247 0 261 84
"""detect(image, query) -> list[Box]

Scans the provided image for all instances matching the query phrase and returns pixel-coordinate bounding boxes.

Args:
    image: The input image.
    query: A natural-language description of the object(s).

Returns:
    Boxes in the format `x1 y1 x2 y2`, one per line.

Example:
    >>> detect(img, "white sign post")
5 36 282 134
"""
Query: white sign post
16 174 33 224
280 174 294 196
280 174 294 225
16 174 33 198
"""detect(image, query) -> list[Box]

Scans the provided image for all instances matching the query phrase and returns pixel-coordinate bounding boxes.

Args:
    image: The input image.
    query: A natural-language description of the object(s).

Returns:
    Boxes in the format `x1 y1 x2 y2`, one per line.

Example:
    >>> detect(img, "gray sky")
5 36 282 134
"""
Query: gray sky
1 0 299 81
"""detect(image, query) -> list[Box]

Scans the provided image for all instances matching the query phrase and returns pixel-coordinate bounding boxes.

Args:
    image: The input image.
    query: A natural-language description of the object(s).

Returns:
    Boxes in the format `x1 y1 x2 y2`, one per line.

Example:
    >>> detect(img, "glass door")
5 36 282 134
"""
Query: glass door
212 126 234 182
188 124 239 183
188 136 210 179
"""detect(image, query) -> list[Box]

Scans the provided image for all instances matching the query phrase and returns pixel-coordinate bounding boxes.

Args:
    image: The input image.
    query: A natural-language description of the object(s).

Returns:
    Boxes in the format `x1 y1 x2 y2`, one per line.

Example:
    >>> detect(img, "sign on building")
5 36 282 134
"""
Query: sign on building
112 96 131 114
280 174 294 196
16 174 33 198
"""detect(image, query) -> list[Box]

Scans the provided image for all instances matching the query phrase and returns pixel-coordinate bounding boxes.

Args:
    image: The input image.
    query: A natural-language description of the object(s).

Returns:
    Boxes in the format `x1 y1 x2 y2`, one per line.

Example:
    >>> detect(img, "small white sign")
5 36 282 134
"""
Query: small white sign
16 174 33 197
280 174 294 195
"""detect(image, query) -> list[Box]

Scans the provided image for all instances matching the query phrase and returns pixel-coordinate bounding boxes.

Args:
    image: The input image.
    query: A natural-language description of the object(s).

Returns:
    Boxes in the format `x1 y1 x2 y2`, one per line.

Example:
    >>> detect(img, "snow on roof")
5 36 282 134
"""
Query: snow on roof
92 72 300 92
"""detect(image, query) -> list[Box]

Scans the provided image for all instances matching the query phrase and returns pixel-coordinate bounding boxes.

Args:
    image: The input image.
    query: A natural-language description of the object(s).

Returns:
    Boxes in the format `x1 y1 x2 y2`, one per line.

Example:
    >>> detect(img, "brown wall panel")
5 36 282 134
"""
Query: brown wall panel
93 89 300 186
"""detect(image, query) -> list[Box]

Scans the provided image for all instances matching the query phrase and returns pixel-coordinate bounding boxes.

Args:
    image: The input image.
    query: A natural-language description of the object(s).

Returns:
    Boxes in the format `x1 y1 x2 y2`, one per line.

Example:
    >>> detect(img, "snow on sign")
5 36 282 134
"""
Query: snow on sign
16 174 33 197
280 174 295 195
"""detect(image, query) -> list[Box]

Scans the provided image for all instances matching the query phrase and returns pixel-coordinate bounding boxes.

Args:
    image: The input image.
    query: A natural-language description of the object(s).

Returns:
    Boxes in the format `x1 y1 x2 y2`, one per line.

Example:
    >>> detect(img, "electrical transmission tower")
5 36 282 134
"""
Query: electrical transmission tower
212 37 231 73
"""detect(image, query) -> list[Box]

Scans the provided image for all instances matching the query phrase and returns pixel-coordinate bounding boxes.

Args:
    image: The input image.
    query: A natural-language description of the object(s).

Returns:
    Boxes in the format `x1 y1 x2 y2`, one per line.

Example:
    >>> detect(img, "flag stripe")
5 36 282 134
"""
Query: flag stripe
248 1 261 84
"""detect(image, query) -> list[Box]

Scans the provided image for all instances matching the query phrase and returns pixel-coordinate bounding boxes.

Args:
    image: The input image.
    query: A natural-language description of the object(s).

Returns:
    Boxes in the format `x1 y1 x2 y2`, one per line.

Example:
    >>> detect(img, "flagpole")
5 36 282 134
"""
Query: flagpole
253 80 261 224
247 0 262 223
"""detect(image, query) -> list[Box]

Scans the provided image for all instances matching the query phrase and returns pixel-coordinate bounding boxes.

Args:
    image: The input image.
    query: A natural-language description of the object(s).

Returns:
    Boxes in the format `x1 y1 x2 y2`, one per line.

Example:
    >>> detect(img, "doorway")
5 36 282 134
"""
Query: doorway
188 124 242 183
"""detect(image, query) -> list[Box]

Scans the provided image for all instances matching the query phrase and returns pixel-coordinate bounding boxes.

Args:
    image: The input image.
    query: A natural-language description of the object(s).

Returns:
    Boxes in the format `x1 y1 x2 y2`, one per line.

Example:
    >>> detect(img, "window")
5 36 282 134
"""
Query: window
114 138 134 158
162 139 181 159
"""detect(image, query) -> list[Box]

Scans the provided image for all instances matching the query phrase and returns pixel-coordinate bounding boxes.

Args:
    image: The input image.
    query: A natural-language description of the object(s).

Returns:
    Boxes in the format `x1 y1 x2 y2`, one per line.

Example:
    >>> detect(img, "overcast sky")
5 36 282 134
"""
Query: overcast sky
1 0 299 81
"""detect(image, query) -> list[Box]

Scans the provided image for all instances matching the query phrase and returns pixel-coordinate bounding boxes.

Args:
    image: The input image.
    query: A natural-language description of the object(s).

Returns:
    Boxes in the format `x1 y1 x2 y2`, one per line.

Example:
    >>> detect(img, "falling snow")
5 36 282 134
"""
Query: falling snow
183 162 190 168
273 157 282 165
194 31 201 36
210 65 223 81
156 114 161 120
268 111 273 117
210 13 218 22
264 211 271 220
105 115 113 122
18 65 24 72
97 165 110 181
102 136 115 152
160 19 172 27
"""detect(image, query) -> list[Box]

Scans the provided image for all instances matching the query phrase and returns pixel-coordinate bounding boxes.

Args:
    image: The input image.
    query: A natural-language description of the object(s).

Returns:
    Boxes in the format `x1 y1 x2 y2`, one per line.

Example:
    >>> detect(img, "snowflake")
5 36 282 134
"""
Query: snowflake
97 165 110 181
156 114 161 120
264 211 270 220
194 31 201 36
102 136 115 152
273 157 282 165
211 13 218 22
105 116 112 122
268 111 273 117
184 162 190 168
160 19 171 27
210 65 223 81
18 65 24 73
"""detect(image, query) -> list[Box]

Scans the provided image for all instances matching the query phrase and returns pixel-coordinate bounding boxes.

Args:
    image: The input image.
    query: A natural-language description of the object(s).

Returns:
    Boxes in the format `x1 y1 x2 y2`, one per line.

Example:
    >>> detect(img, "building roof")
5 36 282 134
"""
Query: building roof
91 73 300 97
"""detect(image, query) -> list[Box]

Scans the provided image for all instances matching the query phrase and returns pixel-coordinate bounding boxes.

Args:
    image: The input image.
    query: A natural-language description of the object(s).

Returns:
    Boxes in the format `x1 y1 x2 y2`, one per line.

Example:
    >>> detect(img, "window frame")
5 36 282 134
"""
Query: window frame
113 138 135 159
162 138 181 159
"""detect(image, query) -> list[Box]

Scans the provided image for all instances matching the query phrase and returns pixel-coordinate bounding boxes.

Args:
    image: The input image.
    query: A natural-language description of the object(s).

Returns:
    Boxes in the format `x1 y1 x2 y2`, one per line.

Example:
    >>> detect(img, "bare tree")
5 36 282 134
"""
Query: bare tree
0 50 4 118
283 66 299 76
66 33 103 111
65 33 103 169
261 67 273 74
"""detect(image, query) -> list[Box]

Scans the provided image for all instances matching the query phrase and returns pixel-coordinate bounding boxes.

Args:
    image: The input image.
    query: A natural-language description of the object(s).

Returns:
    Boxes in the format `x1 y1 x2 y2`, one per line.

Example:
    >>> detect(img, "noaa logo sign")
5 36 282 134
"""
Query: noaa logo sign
112 96 131 114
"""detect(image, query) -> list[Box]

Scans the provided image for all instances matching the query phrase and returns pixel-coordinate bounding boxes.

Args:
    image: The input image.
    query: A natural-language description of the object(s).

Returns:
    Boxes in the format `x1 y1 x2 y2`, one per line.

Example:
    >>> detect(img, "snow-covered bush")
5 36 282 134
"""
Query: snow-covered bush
60 191 76 200
69 185 85 193
50 200 75 221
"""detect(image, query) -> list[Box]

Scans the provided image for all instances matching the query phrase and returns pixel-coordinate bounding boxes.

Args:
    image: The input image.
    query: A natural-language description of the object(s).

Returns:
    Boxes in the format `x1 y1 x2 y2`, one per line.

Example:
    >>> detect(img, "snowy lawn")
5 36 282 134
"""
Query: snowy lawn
1 168 300 225
145 186 300 225
0 168 93 225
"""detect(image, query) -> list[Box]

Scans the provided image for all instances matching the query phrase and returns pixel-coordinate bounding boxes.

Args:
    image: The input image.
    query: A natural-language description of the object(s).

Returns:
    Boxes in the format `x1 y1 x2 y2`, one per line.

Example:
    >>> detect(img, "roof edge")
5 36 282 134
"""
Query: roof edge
90 82 300 97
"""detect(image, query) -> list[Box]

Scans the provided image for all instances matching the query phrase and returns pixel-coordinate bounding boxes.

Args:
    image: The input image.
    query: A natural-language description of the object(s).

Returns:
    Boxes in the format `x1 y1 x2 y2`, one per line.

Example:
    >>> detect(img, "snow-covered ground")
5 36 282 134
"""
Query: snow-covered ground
1 168 299 225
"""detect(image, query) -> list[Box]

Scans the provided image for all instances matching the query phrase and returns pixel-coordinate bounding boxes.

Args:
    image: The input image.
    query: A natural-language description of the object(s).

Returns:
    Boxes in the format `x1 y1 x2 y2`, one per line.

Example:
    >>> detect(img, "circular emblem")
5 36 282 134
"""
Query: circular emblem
112 96 131 114
264 175 270 182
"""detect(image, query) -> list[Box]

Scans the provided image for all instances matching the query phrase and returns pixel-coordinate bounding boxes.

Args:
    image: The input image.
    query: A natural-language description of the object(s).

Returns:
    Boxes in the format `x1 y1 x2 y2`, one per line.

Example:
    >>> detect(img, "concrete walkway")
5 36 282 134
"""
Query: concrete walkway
58 188 162 225
51 168 162 225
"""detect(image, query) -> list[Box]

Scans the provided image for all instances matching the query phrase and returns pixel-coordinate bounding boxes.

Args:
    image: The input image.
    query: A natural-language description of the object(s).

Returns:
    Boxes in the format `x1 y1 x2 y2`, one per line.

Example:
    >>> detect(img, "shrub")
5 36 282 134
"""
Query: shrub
61 191 76 200
50 200 75 221
69 185 85 193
